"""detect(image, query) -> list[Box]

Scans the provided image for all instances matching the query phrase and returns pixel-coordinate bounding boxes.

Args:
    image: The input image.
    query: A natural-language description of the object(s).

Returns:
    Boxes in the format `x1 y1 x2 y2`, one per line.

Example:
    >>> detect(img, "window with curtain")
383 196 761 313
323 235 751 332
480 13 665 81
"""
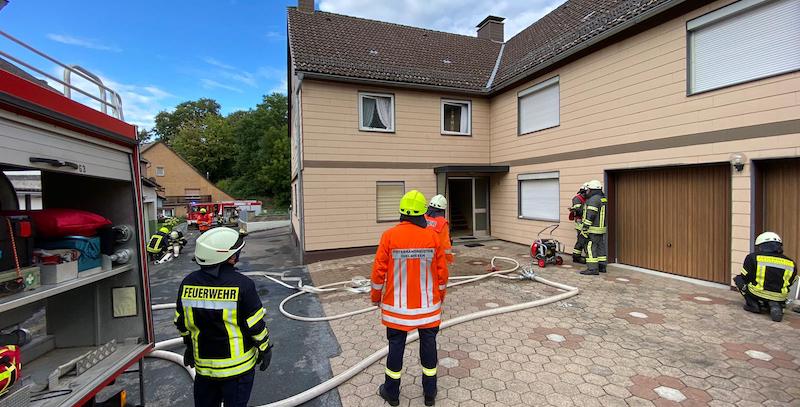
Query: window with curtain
156 166 165 176
441 100 471 135
376 181 404 222
687 0 800 94
359 92 395 132
518 172 560 221
518 76 560 135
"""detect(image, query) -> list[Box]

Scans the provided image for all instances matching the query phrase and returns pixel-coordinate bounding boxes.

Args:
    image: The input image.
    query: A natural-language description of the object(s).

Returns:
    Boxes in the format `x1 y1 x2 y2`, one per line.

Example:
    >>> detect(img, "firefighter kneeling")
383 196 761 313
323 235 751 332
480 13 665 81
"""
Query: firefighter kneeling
371 190 449 406
174 227 272 407
734 232 797 322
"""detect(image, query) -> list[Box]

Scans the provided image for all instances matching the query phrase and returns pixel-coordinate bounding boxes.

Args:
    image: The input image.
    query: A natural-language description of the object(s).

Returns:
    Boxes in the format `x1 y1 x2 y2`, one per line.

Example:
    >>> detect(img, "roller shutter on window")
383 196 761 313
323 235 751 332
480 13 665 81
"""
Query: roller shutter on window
688 0 800 93
376 181 404 222
518 172 560 221
518 77 560 135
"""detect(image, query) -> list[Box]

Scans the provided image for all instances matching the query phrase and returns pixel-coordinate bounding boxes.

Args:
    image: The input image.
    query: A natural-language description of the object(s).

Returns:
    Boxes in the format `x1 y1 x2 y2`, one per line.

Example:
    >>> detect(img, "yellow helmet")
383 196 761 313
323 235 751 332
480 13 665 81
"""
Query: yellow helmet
159 227 170 234
399 190 427 216
200 208 207 214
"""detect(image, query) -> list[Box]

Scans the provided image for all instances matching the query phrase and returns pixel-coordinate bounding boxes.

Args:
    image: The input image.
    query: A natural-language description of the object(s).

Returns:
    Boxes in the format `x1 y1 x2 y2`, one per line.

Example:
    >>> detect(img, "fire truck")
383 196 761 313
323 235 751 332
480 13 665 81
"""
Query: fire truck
0 31 153 406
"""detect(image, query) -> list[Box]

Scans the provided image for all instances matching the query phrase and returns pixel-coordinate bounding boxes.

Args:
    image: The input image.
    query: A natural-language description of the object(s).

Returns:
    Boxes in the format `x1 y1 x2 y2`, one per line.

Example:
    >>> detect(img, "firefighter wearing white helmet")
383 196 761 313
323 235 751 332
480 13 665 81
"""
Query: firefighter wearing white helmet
174 227 272 407
426 194 454 264
569 183 590 264
734 232 797 322
580 180 608 275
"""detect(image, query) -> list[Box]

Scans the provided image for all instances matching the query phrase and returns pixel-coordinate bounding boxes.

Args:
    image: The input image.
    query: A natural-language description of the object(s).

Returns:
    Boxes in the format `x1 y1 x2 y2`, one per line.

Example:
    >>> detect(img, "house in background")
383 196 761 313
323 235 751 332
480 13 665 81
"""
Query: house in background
3 170 42 210
141 141 233 217
288 0 800 286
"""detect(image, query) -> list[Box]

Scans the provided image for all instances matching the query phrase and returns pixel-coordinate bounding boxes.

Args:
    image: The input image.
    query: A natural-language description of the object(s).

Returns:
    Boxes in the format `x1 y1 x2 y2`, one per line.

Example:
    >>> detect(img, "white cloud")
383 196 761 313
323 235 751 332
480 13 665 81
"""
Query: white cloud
265 31 285 41
269 77 288 95
46 34 122 52
203 57 237 71
201 78 243 93
318 0 566 40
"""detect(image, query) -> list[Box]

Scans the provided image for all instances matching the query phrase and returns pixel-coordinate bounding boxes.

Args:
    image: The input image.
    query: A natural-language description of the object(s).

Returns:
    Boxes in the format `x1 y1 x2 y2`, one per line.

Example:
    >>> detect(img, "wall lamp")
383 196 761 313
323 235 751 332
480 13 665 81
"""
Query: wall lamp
730 153 746 172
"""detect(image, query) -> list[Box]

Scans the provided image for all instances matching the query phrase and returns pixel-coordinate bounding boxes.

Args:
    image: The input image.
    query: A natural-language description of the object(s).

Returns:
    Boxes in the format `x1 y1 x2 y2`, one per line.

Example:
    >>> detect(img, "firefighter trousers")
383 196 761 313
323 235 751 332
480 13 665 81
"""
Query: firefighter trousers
586 233 608 272
384 327 439 398
194 369 255 407
572 229 588 256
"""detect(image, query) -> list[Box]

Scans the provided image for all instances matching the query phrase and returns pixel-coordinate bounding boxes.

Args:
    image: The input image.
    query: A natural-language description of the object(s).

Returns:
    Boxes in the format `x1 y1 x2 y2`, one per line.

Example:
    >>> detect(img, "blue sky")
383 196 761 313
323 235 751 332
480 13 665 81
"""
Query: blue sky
1 0 290 129
0 0 563 130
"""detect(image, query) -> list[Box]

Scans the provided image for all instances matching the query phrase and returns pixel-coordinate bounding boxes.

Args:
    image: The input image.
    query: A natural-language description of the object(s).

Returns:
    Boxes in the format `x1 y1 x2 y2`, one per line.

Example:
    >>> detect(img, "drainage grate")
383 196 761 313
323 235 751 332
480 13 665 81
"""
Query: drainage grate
464 243 485 247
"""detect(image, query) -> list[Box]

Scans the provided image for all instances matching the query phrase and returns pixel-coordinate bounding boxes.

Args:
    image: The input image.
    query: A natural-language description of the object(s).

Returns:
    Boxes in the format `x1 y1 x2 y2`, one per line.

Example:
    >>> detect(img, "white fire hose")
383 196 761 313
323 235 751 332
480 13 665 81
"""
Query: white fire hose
149 256 579 407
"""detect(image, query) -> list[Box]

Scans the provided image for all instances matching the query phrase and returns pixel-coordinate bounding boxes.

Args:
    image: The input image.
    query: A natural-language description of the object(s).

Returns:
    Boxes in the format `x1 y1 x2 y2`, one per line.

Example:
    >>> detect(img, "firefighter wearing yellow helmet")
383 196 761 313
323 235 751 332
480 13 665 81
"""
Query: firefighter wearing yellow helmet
174 227 271 406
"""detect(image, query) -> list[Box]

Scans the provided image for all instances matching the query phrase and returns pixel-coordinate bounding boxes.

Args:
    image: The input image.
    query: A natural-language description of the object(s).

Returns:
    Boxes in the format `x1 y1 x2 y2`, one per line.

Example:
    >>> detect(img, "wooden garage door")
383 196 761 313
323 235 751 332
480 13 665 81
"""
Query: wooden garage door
612 165 731 283
761 159 800 261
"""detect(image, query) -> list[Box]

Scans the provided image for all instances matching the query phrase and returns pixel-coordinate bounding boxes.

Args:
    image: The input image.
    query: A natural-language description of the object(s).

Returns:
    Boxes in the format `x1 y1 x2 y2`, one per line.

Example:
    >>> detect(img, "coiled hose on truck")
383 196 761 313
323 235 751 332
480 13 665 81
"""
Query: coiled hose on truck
147 256 580 407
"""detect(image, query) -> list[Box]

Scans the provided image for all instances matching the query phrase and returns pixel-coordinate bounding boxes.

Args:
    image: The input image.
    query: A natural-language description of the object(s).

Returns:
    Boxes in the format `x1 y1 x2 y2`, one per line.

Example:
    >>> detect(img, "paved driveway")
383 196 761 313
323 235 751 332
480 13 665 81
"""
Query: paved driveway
307 240 800 407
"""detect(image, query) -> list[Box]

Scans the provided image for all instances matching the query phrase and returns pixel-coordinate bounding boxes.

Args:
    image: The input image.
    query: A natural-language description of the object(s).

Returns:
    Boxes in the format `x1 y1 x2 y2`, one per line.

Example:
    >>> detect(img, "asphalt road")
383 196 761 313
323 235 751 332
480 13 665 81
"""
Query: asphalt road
116 226 343 407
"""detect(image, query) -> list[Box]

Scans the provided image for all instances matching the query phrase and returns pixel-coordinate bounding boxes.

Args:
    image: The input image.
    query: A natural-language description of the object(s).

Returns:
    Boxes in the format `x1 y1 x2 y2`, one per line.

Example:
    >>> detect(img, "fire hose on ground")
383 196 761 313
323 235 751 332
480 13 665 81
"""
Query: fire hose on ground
147 256 580 407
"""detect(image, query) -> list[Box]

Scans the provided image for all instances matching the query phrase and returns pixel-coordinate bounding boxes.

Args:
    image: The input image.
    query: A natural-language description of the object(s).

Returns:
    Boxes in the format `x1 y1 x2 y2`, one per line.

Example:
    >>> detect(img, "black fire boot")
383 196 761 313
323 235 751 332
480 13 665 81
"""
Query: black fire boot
579 268 599 275
742 295 761 314
424 394 436 406
572 254 586 264
599 264 607 273
769 301 784 322
378 384 399 406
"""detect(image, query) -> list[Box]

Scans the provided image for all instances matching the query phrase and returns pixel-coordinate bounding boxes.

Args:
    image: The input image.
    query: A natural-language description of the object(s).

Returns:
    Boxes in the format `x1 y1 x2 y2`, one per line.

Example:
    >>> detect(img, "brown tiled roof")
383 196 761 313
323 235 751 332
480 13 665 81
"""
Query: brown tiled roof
287 0 681 92
493 0 675 88
287 9 503 91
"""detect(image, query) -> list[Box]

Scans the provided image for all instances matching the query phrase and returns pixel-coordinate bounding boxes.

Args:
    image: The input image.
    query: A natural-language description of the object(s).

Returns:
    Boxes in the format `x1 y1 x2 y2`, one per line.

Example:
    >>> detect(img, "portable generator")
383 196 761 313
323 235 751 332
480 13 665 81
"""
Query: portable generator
530 224 564 268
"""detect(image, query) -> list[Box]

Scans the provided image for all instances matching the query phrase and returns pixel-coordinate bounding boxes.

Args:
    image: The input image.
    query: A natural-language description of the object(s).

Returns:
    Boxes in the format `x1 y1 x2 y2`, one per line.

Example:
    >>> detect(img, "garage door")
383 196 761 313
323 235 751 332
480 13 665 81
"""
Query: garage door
612 165 731 283
760 159 800 261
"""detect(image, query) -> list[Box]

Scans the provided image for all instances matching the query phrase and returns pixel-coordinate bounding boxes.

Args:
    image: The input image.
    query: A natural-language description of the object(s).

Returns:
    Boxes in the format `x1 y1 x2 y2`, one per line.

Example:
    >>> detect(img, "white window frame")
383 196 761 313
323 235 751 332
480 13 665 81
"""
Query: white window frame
517 76 560 136
440 99 472 136
517 171 560 222
155 166 165 177
358 92 395 133
376 181 405 222
686 0 800 95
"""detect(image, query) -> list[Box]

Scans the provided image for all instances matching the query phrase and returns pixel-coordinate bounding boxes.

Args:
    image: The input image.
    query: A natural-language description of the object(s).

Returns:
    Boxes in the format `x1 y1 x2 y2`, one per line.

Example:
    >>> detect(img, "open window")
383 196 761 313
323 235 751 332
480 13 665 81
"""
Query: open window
441 99 471 136
359 92 395 132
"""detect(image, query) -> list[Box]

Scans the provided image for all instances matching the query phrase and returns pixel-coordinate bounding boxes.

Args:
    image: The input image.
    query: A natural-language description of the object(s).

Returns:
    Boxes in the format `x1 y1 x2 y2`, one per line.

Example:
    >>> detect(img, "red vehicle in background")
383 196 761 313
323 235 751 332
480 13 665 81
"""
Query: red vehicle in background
187 203 218 230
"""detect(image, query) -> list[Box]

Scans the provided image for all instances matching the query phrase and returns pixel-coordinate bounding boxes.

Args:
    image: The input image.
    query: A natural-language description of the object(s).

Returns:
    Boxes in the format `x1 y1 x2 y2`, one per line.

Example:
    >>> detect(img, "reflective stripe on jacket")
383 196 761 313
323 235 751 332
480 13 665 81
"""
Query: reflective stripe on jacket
174 264 270 378
425 215 454 264
571 194 586 230
147 231 168 254
371 221 449 331
741 253 797 302
582 194 607 235
0 346 20 396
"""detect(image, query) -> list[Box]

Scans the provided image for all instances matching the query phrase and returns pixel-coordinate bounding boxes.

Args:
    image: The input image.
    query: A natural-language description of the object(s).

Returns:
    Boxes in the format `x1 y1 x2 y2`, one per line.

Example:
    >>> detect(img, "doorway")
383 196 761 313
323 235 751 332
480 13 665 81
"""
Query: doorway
447 177 489 237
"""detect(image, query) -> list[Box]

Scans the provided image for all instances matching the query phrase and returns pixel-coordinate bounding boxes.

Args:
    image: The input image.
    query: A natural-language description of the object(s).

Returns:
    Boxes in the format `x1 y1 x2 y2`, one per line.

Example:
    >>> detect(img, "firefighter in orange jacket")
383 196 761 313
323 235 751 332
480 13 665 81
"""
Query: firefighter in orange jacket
425 194 454 265
371 190 448 407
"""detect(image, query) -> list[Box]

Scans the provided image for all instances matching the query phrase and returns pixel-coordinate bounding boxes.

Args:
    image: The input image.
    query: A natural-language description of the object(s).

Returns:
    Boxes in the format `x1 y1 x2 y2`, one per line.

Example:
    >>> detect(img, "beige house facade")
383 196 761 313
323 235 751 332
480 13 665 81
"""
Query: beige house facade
288 0 800 286
141 141 233 217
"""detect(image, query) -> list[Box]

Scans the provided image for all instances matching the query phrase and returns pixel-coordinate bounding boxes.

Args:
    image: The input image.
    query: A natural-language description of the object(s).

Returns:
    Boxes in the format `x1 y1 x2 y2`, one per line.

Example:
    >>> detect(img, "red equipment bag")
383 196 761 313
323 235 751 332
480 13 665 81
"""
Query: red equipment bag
0 209 111 239
0 345 21 396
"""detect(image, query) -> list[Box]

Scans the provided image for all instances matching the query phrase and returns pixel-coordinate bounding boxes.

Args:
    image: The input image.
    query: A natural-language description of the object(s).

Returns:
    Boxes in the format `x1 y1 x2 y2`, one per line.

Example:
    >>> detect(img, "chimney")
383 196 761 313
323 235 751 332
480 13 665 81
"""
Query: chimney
476 15 505 42
298 0 314 12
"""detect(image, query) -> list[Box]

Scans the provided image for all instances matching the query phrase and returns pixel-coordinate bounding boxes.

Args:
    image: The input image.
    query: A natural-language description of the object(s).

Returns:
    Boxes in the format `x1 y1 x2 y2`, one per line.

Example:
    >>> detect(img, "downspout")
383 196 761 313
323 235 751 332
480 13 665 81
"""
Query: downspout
296 73 306 264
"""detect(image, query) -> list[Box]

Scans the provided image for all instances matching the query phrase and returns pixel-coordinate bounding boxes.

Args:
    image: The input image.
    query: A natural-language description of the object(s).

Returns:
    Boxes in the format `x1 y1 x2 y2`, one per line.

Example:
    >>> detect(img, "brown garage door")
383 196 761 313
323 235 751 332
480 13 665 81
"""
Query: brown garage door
760 159 800 261
611 165 731 283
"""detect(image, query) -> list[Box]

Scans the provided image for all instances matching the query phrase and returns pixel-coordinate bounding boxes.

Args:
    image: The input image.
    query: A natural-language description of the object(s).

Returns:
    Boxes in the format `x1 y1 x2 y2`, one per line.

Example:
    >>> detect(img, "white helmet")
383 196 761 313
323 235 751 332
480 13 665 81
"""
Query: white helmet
429 194 447 210
170 231 179 239
194 227 245 266
755 232 782 246
586 180 603 190
580 182 590 191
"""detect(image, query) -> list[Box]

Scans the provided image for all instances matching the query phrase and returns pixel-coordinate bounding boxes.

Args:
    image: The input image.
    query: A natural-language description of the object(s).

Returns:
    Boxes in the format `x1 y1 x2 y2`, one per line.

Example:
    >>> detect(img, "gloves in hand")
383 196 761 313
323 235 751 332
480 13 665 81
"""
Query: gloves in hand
183 346 195 368
257 344 273 371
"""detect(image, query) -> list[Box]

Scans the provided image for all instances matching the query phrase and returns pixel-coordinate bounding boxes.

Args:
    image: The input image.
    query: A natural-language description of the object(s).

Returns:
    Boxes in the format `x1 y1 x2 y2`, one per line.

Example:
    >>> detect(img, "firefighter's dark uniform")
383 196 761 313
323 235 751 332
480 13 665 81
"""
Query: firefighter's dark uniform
146 230 169 258
570 193 588 262
174 262 270 407
735 244 797 321
582 191 608 274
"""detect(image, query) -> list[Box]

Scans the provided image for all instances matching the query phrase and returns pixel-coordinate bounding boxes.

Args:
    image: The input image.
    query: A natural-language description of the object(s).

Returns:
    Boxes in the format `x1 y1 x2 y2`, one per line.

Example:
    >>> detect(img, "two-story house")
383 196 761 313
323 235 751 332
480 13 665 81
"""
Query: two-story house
141 141 233 217
287 0 800 286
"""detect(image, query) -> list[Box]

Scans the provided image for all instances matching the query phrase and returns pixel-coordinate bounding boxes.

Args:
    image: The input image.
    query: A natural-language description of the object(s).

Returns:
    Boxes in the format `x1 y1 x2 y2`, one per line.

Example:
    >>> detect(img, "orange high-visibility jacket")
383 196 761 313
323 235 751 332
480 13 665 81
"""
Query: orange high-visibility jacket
425 214 454 265
371 221 449 331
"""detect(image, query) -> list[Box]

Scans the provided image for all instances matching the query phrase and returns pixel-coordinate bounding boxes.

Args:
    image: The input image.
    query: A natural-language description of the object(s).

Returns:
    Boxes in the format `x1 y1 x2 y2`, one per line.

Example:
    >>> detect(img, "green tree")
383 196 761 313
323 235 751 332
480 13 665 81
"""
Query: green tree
171 115 235 182
153 98 221 145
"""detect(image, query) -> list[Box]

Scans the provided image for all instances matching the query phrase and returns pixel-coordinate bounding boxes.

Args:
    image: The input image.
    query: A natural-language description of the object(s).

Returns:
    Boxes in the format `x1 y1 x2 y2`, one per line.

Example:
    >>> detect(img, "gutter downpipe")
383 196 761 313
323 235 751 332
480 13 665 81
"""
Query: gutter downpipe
295 73 306 264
